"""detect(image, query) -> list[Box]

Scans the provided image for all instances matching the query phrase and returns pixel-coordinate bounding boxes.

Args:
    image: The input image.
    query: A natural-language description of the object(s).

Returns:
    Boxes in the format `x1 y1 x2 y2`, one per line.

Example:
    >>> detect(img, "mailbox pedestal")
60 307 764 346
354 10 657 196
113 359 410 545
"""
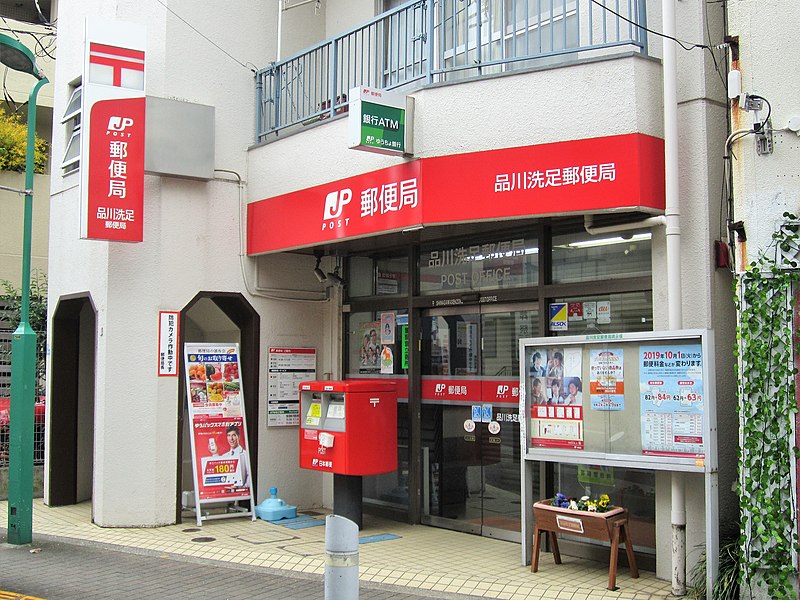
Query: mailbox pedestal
299 380 397 529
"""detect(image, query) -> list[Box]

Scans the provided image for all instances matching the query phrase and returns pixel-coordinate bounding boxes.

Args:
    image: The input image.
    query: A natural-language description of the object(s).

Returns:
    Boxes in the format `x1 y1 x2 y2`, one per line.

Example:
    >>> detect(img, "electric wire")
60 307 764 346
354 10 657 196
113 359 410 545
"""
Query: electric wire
747 95 771 131
704 0 727 92
153 0 257 73
33 0 52 26
587 0 710 51
588 0 733 92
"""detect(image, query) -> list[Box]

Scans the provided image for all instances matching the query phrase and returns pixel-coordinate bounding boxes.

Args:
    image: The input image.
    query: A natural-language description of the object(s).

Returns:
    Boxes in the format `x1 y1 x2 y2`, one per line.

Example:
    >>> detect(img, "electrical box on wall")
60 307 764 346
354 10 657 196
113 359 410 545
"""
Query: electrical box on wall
299 380 397 475
145 96 215 180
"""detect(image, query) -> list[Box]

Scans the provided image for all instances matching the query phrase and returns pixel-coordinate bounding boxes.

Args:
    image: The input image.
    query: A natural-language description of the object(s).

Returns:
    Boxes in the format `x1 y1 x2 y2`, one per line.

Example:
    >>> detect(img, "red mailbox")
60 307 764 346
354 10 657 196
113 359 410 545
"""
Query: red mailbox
299 380 397 475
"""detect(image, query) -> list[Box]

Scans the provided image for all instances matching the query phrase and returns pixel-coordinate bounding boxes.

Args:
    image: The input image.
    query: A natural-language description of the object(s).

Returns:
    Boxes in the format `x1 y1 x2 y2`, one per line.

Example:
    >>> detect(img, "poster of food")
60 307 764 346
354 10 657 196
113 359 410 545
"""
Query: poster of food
639 344 704 457
590 348 625 410
184 344 254 514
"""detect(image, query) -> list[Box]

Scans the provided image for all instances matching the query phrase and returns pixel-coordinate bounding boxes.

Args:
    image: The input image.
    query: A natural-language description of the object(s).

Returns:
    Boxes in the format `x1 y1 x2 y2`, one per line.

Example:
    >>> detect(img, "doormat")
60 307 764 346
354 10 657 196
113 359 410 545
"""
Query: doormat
270 516 315 525
358 533 401 544
284 519 325 529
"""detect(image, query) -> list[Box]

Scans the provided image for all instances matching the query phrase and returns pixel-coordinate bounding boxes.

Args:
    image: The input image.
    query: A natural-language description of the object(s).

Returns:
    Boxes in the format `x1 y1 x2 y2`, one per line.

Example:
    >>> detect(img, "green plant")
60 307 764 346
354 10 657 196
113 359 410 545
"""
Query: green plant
688 535 741 600
0 271 47 396
552 491 612 512
735 213 800 598
0 109 48 174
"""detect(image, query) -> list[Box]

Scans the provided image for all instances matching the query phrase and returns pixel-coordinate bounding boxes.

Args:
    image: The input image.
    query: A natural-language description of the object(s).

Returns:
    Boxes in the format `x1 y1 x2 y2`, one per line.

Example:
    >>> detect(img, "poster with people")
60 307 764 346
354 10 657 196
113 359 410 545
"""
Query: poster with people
184 343 254 523
359 321 380 372
529 347 584 449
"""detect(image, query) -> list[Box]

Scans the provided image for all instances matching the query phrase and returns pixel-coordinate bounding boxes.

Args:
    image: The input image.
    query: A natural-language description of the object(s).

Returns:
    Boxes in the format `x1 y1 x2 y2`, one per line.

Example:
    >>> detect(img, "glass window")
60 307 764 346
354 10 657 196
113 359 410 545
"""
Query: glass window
347 255 409 298
346 310 409 377
552 231 651 284
555 463 656 553
349 305 411 513
420 236 538 295
548 291 653 336
348 257 375 297
61 83 82 175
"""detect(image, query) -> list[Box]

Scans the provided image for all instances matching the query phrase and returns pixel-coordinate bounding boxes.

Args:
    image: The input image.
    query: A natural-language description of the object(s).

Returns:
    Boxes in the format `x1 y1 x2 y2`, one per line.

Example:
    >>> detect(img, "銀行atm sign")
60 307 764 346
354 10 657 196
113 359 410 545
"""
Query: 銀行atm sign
248 133 665 255
80 18 146 242
348 86 414 156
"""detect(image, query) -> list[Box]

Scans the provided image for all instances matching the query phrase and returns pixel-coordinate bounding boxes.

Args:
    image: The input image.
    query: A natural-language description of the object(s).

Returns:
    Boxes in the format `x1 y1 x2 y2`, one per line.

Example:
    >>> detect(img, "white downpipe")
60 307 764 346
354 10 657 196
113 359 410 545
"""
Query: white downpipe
662 0 686 595
277 0 283 61
583 215 666 236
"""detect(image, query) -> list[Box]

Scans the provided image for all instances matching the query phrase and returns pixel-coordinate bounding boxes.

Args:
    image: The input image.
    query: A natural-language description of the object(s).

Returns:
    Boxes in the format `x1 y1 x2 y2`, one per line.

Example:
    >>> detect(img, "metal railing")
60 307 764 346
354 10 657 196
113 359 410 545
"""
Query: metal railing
256 0 647 141
0 324 47 468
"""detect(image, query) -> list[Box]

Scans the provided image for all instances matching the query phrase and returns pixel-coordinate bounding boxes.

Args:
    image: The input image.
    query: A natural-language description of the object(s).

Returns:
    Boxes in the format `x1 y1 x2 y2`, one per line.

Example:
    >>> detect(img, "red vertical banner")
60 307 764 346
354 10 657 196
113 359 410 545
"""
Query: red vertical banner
81 18 146 242
86 97 146 241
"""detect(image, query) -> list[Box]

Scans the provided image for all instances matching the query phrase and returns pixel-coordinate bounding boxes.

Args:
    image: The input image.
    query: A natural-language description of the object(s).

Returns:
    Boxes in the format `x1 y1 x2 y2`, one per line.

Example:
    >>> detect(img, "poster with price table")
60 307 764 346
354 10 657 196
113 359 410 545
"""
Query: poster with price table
639 344 704 457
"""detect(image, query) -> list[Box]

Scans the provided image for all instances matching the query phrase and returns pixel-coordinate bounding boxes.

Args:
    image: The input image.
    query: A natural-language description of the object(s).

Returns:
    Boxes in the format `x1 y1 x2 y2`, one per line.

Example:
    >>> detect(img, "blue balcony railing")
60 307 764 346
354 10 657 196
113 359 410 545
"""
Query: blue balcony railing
255 0 648 142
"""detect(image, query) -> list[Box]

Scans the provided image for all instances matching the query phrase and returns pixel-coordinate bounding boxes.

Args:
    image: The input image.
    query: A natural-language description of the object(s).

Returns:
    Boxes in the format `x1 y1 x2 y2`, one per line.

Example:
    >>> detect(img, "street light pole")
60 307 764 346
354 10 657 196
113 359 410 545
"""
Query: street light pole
0 33 48 546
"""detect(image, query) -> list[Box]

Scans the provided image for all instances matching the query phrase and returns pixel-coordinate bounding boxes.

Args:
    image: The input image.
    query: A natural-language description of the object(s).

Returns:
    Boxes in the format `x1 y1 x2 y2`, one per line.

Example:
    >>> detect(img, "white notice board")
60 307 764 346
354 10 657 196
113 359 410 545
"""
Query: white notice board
268 347 317 426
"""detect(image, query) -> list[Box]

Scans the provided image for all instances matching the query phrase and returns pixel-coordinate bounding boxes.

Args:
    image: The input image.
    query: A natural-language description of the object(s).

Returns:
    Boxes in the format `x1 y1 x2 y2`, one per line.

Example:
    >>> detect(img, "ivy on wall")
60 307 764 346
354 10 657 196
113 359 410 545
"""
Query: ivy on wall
735 213 800 598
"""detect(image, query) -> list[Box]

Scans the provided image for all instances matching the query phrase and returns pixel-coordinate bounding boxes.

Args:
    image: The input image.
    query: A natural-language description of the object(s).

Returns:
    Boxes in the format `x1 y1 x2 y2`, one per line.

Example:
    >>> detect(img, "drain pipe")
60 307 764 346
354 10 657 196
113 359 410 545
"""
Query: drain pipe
583 214 666 236
662 0 686 595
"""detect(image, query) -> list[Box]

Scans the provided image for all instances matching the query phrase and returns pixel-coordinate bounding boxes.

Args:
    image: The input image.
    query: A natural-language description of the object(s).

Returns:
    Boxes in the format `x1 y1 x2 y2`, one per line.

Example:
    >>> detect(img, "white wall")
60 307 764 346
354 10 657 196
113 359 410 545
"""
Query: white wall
48 0 325 526
727 0 800 260
649 0 733 580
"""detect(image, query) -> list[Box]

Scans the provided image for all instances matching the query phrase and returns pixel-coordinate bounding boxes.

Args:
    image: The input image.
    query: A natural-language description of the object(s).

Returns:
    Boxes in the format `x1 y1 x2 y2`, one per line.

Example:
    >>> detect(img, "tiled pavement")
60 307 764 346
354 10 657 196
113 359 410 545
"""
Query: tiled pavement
0 500 675 599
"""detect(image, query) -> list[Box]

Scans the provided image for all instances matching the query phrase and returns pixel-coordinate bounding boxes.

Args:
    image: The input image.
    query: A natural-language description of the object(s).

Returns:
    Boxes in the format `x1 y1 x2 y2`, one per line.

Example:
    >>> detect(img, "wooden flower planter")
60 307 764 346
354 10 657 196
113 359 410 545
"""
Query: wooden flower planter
531 499 639 590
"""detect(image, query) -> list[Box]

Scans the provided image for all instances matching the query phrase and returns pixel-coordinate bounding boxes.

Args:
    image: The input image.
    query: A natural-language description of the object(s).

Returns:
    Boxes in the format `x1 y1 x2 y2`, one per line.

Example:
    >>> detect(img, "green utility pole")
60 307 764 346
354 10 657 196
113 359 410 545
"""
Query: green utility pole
1 32 49 545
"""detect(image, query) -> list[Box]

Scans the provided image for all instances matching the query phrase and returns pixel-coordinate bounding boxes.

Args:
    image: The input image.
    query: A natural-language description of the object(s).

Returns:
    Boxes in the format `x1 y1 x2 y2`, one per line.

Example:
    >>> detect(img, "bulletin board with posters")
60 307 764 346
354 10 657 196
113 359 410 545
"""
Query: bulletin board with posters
519 330 717 471
517 329 719 590
184 343 255 526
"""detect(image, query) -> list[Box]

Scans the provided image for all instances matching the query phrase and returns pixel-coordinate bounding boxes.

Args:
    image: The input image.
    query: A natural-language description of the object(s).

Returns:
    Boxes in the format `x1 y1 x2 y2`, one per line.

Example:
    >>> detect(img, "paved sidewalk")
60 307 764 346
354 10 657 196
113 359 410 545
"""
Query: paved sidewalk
0 500 674 599
0 535 479 600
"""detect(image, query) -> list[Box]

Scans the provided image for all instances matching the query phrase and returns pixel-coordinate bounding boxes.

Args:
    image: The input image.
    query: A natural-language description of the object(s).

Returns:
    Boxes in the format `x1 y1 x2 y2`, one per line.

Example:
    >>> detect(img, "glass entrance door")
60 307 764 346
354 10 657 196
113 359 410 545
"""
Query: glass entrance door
420 303 537 541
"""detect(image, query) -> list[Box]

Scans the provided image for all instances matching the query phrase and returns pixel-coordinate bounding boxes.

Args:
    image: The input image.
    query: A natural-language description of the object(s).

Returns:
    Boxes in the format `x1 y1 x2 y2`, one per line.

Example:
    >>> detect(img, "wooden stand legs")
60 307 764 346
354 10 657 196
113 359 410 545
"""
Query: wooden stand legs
531 526 561 573
531 509 639 591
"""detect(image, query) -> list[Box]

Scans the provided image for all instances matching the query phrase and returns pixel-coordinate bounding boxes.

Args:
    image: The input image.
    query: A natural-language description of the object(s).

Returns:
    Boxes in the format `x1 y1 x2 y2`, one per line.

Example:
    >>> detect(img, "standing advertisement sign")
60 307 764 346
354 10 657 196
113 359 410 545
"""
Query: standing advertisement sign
81 18 146 242
184 343 254 525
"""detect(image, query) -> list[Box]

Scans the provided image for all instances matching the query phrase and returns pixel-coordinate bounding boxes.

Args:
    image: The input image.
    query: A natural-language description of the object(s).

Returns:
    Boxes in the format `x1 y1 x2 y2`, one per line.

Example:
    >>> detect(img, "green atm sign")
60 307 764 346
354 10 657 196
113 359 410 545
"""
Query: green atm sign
348 86 414 156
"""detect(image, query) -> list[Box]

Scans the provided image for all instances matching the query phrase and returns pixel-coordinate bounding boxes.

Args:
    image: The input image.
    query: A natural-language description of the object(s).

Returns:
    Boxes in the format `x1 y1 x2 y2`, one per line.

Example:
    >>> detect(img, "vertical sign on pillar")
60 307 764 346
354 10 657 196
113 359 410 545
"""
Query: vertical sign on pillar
80 18 146 242
157 311 179 376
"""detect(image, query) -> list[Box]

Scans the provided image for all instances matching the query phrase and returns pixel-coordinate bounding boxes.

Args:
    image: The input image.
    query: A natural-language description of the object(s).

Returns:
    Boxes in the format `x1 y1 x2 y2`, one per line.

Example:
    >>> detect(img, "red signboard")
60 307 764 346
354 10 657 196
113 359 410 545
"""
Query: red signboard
81 19 146 242
86 97 146 241
248 133 665 255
